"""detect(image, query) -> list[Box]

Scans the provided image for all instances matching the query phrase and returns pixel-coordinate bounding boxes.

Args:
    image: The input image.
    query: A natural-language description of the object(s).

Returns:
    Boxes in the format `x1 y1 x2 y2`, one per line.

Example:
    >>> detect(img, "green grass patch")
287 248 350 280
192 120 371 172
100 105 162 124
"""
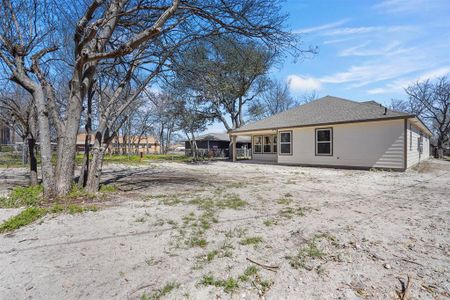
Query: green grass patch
279 206 309 218
67 204 98 214
217 193 247 209
142 281 179 300
95 154 191 165
0 185 43 208
158 195 182 206
188 236 208 248
0 202 100 234
206 250 219 262
263 219 278 227
199 275 239 293
286 233 336 270
99 184 118 193
239 236 263 246
0 207 47 233
189 193 247 211
0 152 23 168
277 197 293 205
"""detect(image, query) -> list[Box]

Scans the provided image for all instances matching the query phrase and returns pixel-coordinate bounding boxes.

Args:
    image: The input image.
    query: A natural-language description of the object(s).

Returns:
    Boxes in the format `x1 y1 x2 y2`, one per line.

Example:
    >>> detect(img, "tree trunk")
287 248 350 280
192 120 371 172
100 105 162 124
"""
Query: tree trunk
33 89 56 197
78 83 94 187
78 133 91 187
55 88 84 195
85 138 105 193
22 136 29 165
28 137 38 186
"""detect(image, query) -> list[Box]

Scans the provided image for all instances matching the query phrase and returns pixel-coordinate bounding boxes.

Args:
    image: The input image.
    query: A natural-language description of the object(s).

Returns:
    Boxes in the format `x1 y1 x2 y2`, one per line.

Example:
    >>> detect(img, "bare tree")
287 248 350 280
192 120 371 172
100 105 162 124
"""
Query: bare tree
172 37 276 130
405 76 450 153
248 79 298 120
0 88 38 185
146 93 178 155
1 0 298 196
299 90 319 104
389 98 410 112
172 94 210 159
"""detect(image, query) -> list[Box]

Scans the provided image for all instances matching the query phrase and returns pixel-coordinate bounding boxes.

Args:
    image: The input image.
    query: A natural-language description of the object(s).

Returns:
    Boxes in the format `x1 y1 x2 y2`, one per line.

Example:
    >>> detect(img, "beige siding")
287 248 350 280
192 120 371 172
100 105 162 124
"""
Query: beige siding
277 119 406 169
406 120 430 168
252 153 277 162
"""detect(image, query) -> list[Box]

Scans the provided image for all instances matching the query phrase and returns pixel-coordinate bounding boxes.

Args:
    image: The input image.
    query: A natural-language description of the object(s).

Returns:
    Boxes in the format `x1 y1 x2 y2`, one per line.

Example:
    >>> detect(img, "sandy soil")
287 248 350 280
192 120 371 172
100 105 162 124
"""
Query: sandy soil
0 159 449 299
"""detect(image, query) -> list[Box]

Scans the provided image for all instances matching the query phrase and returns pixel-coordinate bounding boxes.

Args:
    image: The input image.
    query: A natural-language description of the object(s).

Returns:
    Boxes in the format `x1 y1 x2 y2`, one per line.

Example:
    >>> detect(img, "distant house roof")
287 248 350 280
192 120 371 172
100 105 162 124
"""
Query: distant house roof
190 132 251 143
232 96 415 133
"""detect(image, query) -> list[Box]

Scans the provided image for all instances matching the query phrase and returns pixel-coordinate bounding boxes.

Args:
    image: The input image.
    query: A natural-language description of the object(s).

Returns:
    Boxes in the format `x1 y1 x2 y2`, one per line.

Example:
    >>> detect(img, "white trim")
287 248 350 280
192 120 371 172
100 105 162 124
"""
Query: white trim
279 131 292 155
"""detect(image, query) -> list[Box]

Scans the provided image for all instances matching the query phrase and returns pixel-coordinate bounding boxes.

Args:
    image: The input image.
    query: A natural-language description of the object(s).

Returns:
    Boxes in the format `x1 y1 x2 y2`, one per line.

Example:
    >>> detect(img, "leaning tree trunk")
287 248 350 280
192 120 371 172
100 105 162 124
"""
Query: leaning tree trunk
28 137 38 186
55 84 85 195
85 137 106 193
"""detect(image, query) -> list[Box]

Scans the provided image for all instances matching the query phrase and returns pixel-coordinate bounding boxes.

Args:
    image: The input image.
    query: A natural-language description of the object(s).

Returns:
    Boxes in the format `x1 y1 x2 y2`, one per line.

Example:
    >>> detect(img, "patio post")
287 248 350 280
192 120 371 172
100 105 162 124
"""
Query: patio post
232 135 237 162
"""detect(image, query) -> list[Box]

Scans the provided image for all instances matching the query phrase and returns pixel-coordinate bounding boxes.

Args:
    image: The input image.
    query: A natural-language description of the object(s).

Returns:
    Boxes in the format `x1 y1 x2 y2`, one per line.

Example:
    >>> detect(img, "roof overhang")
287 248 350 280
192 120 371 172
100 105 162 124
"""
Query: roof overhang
230 129 276 136
230 115 416 135
408 116 433 137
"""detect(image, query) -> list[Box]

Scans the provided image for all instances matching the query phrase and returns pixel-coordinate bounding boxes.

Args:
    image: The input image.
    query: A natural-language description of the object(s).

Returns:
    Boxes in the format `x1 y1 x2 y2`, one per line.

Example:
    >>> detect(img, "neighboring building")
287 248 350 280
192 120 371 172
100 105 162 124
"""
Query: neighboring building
185 133 251 158
230 96 432 170
0 122 15 145
76 133 161 154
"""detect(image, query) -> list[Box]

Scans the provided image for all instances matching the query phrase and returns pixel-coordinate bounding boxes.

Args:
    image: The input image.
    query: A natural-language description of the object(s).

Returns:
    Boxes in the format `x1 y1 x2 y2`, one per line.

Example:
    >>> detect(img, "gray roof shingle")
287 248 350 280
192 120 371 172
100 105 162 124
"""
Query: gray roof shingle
189 133 251 143
232 96 413 133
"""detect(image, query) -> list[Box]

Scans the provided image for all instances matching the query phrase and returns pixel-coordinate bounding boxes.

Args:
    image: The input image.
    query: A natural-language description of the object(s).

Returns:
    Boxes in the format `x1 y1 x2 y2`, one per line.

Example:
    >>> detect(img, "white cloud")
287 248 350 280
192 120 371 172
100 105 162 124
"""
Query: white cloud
293 19 349 34
286 75 321 92
373 0 446 14
319 62 422 86
323 25 414 36
368 66 450 94
339 41 414 57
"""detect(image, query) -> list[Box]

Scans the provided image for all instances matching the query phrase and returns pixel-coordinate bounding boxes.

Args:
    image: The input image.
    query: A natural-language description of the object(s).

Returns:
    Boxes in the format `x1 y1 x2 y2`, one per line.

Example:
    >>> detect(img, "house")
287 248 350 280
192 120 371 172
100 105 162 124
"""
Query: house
229 96 432 170
76 133 160 154
185 132 251 158
0 122 16 145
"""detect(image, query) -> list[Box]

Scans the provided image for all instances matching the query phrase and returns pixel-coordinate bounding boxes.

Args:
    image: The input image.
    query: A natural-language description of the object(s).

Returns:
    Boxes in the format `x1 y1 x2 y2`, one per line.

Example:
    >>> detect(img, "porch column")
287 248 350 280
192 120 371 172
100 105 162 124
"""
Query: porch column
232 135 237 162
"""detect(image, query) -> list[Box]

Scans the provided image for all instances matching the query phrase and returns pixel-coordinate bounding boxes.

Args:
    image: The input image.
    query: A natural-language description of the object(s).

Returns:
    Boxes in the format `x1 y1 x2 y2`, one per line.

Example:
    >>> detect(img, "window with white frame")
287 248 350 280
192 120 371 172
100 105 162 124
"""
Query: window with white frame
315 128 332 156
418 134 423 154
254 136 262 153
263 136 272 153
279 131 292 154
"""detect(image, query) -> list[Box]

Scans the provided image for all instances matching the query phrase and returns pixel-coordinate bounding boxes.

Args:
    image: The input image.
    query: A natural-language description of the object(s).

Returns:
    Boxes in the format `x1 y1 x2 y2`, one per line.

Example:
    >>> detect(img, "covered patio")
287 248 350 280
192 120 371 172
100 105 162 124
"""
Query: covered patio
230 129 278 162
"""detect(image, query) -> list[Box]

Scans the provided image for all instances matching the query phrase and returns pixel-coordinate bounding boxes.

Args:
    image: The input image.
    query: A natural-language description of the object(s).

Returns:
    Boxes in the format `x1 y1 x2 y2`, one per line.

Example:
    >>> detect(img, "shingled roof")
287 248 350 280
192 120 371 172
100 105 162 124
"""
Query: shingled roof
232 96 414 133
190 132 251 143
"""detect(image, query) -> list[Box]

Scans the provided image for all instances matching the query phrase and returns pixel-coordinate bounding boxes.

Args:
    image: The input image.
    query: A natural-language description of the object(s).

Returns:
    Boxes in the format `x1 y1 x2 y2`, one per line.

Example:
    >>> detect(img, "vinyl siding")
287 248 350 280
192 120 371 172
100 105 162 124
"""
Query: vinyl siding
252 153 277 162
277 119 405 169
406 120 430 168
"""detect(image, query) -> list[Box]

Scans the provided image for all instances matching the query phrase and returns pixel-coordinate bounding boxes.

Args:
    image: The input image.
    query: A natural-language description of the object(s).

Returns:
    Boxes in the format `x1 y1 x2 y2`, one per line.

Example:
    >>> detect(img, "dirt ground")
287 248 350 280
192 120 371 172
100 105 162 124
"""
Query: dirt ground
0 159 449 300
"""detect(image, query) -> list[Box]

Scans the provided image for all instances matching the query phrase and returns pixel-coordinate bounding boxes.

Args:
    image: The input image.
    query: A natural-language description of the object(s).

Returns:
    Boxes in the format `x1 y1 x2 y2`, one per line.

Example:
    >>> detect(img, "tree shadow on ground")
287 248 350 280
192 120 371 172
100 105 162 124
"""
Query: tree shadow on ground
100 167 212 192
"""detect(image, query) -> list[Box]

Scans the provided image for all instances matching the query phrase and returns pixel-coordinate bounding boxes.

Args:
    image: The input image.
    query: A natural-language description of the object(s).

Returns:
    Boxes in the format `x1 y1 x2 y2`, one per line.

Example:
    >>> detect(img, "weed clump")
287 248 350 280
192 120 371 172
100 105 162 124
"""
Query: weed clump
0 185 43 208
0 207 47 233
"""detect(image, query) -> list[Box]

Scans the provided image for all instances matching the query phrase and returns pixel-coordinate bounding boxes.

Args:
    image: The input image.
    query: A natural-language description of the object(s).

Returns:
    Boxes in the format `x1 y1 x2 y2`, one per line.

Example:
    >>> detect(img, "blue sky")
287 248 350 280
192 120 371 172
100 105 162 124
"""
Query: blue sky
204 0 450 133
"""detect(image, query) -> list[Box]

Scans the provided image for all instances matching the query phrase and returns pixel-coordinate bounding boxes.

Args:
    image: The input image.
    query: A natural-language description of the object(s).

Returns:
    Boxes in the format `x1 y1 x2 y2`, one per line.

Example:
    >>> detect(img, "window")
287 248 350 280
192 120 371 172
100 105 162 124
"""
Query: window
273 136 277 153
409 124 412 151
254 136 262 153
279 131 292 155
418 134 423 154
315 128 332 156
263 136 272 153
